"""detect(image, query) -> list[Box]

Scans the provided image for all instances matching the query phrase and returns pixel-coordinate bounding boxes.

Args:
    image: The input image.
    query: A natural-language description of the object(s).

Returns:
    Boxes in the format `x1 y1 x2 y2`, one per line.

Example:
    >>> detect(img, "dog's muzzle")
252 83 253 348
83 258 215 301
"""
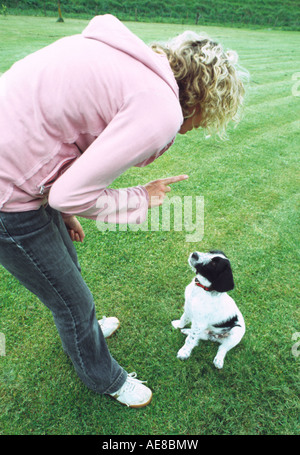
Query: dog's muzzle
189 251 206 266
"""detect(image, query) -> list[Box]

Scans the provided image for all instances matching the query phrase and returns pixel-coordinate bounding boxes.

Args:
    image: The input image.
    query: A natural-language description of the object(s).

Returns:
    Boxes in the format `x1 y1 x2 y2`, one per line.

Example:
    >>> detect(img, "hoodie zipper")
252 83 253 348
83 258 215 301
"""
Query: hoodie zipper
38 157 77 195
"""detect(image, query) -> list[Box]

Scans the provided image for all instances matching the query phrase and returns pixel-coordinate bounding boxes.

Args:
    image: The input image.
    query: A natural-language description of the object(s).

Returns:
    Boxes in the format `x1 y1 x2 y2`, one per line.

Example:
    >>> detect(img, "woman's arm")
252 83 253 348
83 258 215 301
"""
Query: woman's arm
49 90 183 224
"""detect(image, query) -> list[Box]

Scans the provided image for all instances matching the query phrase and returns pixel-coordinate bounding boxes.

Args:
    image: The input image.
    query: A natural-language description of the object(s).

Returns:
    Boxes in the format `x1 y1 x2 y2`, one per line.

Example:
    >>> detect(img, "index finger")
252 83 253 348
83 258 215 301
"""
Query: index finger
160 175 189 185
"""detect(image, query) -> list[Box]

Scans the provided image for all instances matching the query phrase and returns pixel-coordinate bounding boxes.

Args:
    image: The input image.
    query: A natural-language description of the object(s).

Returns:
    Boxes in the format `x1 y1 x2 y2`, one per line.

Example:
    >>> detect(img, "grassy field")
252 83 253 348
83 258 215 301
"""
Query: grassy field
0 16 299 436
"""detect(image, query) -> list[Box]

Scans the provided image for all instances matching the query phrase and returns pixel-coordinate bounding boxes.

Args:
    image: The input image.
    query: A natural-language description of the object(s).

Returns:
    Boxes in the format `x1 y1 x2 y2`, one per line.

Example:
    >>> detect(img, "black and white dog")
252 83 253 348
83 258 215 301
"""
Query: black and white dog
172 251 245 369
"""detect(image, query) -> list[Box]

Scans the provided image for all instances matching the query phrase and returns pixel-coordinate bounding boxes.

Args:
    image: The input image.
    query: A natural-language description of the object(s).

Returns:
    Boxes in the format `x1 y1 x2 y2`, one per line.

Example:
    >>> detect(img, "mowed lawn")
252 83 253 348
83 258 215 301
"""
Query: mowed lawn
0 16 299 435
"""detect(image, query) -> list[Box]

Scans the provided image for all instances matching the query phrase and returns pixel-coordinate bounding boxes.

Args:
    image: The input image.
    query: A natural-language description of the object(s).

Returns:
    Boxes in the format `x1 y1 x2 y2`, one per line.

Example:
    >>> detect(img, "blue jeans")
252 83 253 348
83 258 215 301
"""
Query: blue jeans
0 205 127 394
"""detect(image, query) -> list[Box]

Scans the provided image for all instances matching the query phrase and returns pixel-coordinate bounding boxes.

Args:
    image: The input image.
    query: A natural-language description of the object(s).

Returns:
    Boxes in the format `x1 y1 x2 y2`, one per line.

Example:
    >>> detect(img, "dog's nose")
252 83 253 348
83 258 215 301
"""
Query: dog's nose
191 252 199 260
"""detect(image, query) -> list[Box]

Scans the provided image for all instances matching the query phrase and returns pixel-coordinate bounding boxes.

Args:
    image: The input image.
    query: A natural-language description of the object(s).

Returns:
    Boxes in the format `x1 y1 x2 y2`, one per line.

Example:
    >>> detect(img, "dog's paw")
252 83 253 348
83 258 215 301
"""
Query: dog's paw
172 320 183 329
213 355 224 369
177 347 190 360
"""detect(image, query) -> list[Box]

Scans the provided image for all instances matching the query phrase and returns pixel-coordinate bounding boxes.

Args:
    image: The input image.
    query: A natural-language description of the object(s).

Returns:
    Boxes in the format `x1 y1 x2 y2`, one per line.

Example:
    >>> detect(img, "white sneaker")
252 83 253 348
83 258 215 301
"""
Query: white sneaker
109 372 153 408
98 316 120 338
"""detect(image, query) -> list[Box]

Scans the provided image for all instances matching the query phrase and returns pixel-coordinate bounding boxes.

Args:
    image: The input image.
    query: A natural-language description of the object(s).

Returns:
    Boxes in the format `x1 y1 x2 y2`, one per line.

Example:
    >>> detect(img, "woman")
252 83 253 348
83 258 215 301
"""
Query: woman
0 15 246 408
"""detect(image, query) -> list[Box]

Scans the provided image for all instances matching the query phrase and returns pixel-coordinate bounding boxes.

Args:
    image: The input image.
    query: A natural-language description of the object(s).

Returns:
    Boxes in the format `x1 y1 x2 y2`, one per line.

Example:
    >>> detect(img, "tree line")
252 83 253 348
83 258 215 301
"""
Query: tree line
2 0 299 30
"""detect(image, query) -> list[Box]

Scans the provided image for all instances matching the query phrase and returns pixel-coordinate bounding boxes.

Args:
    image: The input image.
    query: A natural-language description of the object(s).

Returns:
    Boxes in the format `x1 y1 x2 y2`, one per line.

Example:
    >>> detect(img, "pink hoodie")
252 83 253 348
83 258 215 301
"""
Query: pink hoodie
0 15 183 223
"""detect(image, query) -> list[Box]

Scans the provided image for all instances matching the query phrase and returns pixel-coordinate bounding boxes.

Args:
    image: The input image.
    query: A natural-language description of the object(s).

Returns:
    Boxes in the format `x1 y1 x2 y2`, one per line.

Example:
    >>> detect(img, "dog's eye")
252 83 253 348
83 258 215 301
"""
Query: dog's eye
211 257 221 266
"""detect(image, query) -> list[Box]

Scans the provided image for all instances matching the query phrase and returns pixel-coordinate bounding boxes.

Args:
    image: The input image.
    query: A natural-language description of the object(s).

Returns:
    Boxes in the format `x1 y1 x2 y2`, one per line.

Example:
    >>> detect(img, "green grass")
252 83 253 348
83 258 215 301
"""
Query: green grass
0 16 299 435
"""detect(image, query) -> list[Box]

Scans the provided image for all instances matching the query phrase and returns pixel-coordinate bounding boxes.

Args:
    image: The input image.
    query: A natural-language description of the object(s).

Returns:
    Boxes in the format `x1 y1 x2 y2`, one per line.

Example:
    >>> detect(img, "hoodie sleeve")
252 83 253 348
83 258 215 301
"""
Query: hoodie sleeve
48 90 182 223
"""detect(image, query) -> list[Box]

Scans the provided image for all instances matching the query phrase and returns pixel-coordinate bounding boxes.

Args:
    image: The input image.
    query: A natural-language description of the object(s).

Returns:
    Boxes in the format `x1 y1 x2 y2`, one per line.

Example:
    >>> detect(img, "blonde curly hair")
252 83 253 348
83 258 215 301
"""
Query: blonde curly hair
151 31 248 137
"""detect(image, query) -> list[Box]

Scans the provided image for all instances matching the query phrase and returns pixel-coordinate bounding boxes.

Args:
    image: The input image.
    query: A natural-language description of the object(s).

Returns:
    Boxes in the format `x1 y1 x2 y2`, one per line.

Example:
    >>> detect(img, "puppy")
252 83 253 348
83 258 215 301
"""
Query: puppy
172 251 245 369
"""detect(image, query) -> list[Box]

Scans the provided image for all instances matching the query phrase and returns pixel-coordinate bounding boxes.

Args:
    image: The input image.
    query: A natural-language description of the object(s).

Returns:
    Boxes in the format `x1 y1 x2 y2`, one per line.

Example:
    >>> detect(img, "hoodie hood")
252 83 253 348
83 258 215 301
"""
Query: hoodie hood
82 15 179 98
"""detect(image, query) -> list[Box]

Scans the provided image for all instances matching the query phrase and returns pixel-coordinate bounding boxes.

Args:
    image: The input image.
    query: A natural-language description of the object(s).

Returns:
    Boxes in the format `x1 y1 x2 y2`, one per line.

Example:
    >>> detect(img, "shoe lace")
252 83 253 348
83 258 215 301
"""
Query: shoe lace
122 372 147 393
114 372 147 406
99 316 106 327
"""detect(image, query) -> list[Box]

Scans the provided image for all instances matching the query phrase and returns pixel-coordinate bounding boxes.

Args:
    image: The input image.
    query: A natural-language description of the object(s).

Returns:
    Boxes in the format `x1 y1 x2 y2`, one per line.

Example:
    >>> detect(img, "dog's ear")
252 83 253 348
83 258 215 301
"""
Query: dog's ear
211 258 234 292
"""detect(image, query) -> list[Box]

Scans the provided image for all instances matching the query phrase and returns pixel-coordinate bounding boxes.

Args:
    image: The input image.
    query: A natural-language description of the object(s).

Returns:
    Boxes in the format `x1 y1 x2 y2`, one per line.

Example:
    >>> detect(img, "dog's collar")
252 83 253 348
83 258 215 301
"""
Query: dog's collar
195 278 212 291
